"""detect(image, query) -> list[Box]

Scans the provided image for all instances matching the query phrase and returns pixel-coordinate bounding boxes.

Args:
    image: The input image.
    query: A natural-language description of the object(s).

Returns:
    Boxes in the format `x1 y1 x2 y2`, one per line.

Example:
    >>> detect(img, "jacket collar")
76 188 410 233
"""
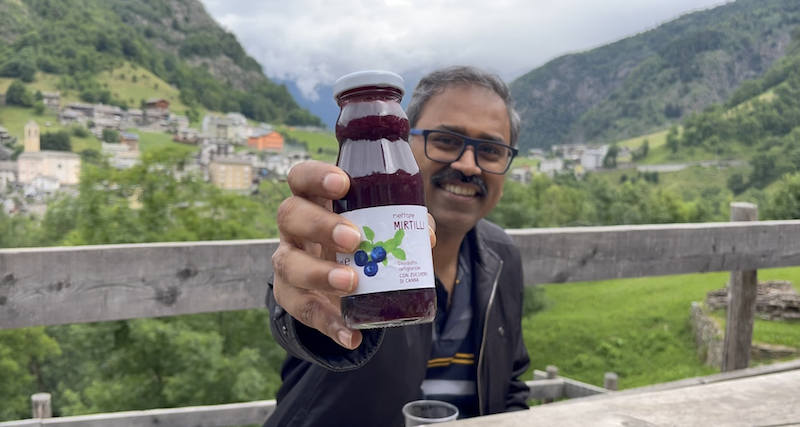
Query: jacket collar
468 220 503 332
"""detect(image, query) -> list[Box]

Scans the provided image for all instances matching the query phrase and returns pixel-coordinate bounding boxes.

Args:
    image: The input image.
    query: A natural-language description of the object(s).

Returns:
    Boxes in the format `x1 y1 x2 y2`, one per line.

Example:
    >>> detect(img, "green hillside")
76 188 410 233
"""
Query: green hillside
511 0 800 150
0 0 321 126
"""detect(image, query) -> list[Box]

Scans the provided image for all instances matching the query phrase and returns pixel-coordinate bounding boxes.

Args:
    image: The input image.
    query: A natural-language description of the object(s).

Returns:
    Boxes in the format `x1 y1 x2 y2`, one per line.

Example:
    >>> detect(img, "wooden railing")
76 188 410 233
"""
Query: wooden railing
2 203 800 425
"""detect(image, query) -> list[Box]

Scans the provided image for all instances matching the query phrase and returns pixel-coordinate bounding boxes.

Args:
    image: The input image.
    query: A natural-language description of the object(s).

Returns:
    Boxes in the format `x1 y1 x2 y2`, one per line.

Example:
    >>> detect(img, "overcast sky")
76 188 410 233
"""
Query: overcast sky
201 0 731 101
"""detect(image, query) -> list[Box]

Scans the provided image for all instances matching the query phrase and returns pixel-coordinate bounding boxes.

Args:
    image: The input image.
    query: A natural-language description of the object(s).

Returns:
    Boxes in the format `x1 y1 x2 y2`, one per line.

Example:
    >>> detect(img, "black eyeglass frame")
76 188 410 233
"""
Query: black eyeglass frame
409 128 518 174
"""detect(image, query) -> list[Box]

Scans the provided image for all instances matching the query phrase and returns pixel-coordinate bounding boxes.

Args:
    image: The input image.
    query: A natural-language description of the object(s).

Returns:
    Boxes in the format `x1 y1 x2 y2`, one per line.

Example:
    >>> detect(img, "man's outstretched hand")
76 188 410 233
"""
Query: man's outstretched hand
271 160 436 349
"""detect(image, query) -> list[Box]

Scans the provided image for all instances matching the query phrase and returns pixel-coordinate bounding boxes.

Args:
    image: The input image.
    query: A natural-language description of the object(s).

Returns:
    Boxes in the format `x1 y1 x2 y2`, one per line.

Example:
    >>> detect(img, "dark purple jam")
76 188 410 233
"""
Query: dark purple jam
334 85 436 329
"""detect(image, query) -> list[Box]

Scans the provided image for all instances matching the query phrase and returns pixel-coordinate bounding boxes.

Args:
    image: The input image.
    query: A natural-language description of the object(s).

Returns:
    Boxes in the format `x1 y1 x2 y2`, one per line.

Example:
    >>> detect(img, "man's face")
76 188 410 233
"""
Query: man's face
410 85 511 235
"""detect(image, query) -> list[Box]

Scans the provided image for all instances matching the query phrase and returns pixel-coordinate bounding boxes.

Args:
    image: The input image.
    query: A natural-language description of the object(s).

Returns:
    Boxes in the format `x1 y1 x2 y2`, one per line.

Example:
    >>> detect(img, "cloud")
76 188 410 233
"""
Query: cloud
201 0 730 99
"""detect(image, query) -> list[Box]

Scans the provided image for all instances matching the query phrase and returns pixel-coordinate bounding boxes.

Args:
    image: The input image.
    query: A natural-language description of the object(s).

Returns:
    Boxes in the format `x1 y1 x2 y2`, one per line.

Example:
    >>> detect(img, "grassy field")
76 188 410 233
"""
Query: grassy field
594 164 748 202
525 267 800 389
279 126 338 162
616 129 670 151
0 72 67 100
0 62 202 117
710 267 800 350
0 105 97 151
95 62 197 114
137 131 197 156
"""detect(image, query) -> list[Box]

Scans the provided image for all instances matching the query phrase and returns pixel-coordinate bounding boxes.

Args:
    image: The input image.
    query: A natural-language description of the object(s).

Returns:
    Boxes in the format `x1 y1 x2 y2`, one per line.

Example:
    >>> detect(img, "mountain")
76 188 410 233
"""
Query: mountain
280 70 426 130
0 0 321 126
511 0 800 150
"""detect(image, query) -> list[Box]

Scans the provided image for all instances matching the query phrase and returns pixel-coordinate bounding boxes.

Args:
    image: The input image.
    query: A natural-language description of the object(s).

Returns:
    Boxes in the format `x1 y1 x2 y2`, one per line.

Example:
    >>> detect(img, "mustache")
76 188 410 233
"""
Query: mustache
430 168 488 196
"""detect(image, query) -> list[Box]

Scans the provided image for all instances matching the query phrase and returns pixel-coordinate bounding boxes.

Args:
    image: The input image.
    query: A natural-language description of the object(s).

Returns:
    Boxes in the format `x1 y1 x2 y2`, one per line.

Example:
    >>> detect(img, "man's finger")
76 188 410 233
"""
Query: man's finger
287 161 350 201
274 284 364 350
428 213 436 248
272 244 359 295
277 196 362 253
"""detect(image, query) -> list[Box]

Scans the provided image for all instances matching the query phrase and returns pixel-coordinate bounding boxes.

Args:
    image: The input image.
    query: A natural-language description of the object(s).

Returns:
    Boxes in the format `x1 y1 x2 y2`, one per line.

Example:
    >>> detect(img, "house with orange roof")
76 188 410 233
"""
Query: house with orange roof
248 127 284 152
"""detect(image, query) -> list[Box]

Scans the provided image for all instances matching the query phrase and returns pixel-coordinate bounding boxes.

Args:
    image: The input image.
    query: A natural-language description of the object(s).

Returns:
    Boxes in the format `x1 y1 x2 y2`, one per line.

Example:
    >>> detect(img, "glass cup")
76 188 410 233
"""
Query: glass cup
402 400 459 426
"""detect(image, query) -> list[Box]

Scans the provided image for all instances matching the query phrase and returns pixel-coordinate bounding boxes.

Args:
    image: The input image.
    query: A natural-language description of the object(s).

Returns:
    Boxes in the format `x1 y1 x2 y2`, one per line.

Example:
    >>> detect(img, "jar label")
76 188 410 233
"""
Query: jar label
337 205 435 295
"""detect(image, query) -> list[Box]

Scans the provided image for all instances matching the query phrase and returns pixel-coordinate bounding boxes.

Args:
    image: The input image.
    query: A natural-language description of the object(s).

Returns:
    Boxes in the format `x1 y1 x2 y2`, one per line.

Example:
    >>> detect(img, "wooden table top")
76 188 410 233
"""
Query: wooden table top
444 370 800 427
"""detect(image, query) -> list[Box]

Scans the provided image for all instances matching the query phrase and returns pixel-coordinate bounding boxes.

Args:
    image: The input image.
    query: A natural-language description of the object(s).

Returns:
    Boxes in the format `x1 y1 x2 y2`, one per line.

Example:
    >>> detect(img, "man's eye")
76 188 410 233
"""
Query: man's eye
432 135 461 147
478 144 501 156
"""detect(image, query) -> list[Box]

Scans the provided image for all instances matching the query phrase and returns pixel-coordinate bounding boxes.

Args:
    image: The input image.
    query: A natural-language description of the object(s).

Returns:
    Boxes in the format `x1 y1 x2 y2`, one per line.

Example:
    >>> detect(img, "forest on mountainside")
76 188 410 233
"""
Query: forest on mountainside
511 0 800 150
0 0 322 126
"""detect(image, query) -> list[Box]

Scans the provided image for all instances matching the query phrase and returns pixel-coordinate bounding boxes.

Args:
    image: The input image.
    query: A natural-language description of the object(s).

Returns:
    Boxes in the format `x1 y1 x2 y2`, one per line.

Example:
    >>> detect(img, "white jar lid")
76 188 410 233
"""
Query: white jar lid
333 70 405 99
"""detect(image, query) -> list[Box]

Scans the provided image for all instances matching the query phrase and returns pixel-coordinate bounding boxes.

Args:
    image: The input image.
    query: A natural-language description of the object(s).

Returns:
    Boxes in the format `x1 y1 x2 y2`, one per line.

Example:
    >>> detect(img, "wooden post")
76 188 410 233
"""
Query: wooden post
31 393 52 418
542 365 558 404
722 203 758 372
603 372 618 391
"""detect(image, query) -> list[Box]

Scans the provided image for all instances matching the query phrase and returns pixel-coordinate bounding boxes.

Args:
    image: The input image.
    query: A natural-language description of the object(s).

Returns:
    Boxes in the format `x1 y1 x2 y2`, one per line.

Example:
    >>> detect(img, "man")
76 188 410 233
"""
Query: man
266 66 529 427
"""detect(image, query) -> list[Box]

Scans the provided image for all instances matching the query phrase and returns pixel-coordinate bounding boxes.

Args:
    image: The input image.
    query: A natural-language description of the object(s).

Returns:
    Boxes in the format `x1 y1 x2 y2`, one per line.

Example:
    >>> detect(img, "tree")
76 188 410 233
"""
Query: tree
727 172 749 195
764 173 800 220
602 145 620 169
666 125 680 153
34 101 46 115
40 131 72 151
34 90 44 101
5 80 34 107
101 129 120 144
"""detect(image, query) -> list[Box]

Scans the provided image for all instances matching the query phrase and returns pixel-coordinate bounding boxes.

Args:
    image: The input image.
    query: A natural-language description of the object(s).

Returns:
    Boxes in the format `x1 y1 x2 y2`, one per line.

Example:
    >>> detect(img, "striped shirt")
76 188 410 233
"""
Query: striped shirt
421 241 478 418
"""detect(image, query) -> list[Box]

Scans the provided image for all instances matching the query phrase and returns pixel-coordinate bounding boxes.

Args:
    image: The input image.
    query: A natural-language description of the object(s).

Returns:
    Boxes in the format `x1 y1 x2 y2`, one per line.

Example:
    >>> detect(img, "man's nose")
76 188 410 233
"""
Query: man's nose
450 147 482 176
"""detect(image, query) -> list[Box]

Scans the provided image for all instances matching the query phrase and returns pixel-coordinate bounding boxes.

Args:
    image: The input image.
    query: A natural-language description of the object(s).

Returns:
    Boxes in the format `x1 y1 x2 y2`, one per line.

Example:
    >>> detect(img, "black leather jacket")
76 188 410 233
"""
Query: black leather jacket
265 219 530 427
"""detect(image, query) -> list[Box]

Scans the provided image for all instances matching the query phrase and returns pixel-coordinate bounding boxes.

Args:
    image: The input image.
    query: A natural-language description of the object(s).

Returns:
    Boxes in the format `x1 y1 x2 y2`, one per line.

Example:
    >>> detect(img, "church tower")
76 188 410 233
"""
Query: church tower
24 120 40 152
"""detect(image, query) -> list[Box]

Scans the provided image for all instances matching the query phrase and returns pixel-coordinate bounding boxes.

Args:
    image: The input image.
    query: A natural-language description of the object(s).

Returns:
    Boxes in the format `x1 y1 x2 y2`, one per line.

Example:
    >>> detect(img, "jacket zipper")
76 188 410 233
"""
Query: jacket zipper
477 260 503 416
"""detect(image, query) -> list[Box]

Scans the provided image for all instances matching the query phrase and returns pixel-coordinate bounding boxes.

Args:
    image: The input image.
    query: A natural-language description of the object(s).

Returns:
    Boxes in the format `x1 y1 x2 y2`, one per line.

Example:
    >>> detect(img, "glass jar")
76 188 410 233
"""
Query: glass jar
333 70 436 329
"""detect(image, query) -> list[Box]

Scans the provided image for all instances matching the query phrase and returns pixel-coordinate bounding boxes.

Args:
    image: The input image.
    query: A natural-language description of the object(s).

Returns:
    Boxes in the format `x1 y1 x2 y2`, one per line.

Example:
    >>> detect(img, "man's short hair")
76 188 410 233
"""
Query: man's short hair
406 66 521 148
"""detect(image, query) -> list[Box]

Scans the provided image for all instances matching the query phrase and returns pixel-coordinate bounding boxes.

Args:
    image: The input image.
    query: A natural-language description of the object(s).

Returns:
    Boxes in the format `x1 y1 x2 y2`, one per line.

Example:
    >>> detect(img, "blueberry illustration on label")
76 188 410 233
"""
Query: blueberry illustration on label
364 261 379 277
371 246 387 263
356 227 407 275
354 250 369 266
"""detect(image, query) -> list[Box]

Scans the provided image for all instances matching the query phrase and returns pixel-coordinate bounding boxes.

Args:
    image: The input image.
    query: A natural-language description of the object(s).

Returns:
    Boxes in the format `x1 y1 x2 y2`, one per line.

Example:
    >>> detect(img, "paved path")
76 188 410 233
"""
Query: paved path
636 160 747 173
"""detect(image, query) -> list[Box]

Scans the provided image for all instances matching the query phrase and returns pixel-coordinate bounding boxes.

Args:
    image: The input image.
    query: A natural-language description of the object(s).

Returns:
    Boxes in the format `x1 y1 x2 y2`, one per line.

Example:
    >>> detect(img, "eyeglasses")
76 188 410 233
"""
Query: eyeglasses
410 129 518 174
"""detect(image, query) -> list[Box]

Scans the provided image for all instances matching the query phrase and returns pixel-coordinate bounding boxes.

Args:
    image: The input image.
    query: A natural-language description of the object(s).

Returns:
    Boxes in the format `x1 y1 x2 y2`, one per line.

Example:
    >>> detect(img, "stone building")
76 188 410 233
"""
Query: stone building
208 157 253 190
0 161 16 189
42 91 61 110
17 121 80 185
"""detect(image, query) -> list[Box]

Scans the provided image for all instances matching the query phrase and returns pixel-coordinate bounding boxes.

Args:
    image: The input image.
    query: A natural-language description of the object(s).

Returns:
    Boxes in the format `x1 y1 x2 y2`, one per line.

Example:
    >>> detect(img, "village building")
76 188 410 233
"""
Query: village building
208 157 253 190
2 198 14 215
57 109 83 126
167 115 190 130
539 158 565 177
199 141 235 165
42 92 61 110
16 121 80 185
142 108 169 128
509 167 533 184
248 127 284 152
174 128 204 145
528 148 545 159
102 142 139 169
24 174 60 198
551 143 588 161
0 144 13 161
145 98 170 110
63 103 96 118
580 146 609 171
94 104 125 121
126 109 144 127
202 113 249 144
264 151 311 178
0 126 13 145
120 132 140 152
0 161 17 189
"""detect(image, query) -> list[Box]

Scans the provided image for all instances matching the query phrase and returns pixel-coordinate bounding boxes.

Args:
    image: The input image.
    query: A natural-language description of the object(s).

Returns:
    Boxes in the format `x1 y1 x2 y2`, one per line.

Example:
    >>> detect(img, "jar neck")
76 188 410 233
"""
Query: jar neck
336 87 403 106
